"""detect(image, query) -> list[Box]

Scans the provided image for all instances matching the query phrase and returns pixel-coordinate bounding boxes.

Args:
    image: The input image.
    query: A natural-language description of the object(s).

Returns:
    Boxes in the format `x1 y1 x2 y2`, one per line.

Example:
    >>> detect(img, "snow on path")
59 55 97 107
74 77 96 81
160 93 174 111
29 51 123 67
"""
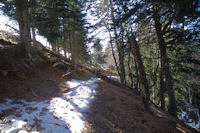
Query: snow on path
0 77 99 133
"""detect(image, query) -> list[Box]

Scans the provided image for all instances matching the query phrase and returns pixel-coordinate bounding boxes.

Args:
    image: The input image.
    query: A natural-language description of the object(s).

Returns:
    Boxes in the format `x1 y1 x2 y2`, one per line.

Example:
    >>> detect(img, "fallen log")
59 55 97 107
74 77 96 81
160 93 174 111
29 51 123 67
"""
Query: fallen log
40 46 139 94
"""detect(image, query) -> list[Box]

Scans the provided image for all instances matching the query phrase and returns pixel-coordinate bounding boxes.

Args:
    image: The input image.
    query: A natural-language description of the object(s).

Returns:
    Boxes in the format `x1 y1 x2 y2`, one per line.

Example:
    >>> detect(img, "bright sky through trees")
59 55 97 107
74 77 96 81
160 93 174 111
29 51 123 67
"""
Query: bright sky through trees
0 11 50 47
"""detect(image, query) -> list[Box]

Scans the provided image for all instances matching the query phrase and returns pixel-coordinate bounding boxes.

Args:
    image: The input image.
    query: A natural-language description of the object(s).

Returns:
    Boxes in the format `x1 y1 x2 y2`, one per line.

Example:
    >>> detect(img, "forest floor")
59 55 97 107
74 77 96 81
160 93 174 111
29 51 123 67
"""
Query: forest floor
85 80 199 133
0 62 199 133
0 34 199 132
0 62 99 133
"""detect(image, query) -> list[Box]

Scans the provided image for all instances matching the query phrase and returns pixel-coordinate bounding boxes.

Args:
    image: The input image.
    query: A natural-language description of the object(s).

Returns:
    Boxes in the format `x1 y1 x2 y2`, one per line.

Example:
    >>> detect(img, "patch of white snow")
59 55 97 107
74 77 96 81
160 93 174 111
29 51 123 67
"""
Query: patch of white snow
178 107 200 129
0 77 99 133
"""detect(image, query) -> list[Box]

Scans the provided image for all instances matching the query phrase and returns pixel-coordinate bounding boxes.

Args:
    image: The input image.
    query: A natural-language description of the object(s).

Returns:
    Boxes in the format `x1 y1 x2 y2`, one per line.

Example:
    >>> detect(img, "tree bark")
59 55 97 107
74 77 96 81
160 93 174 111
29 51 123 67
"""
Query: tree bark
72 30 76 64
153 10 177 116
108 30 120 77
71 18 77 64
130 35 150 111
64 42 67 59
160 59 165 110
110 0 126 86
63 31 67 59
133 52 139 90
15 0 31 54
56 41 60 54
118 28 126 86
128 52 134 88
51 43 56 52
118 47 126 85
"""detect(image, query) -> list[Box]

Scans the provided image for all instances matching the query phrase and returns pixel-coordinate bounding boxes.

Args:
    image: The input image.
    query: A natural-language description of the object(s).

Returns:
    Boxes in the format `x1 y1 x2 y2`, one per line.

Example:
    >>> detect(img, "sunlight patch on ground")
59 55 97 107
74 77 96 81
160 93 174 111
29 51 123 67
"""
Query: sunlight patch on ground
0 77 99 133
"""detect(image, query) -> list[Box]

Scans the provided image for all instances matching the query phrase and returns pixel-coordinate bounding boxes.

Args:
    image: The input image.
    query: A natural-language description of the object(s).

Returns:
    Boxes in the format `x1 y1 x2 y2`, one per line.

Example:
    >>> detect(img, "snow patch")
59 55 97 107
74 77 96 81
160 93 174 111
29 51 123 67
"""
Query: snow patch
0 77 99 133
178 107 200 129
109 76 119 79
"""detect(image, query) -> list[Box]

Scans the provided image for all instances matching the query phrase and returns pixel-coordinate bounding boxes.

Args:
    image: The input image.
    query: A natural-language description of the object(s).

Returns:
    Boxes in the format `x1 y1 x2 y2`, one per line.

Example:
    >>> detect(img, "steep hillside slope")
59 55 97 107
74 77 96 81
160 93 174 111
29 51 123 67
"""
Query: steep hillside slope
0 34 199 133
85 80 199 133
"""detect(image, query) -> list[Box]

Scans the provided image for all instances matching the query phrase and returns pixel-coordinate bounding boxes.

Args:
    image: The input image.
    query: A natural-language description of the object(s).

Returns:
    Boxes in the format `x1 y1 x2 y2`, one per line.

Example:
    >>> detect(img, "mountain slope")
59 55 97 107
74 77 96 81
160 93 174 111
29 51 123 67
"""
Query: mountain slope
85 80 199 133
0 33 199 133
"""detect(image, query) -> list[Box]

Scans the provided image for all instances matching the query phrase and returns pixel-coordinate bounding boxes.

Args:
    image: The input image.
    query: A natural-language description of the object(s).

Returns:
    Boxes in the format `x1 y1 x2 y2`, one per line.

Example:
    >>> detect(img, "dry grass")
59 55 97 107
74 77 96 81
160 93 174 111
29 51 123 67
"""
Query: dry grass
85 81 199 133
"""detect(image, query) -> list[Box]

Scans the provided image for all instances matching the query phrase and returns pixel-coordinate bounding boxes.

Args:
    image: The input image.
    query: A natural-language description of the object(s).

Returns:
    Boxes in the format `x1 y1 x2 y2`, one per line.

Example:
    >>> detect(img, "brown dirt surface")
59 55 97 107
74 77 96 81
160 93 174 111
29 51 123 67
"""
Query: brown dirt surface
0 61 92 101
0 62 64 100
0 61 199 133
84 80 199 133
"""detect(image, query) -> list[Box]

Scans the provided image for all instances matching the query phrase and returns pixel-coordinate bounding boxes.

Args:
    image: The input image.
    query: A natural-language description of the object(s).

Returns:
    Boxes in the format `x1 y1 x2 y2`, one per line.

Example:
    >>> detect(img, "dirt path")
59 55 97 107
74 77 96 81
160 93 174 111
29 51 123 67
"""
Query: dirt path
85 80 199 133
0 77 99 133
0 62 199 133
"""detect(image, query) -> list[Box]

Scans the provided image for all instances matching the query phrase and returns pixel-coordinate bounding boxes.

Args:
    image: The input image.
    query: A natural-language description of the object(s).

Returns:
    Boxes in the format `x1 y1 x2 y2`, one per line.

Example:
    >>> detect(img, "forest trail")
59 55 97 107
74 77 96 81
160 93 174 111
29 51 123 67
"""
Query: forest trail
0 63 198 133
0 72 99 132
85 80 199 133
0 36 199 133
1 0 200 132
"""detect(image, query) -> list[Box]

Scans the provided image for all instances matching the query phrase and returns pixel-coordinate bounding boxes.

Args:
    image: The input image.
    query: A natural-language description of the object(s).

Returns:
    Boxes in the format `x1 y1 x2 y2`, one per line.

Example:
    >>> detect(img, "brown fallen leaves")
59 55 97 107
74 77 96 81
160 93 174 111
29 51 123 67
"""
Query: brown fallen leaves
39 107 48 116
25 107 38 114
32 118 45 131
0 107 18 118
1 117 12 124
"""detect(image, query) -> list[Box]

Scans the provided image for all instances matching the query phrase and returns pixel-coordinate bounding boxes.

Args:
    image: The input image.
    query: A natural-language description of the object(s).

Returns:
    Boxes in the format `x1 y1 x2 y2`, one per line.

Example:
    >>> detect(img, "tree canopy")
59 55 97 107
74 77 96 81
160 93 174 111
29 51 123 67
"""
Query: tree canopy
0 0 199 123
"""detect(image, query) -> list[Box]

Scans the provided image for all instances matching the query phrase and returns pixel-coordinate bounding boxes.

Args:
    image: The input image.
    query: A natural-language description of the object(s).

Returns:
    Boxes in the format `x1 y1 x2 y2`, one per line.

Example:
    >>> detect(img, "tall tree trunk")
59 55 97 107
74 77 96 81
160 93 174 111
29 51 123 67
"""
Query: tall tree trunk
133 52 139 90
71 17 77 64
160 59 165 110
153 87 156 103
128 52 134 88
118 49 126 85
51 43 56 52
69 32 73 62
55 41 58 53
108 31 120 77
63 30 68 59
129 35 150 111
56 41 59 54
103 21 121 80
110 0 126 85
64 42 67 58
15 0 31 54
71 30 76 64
119 28 126 86
153 11 177 116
